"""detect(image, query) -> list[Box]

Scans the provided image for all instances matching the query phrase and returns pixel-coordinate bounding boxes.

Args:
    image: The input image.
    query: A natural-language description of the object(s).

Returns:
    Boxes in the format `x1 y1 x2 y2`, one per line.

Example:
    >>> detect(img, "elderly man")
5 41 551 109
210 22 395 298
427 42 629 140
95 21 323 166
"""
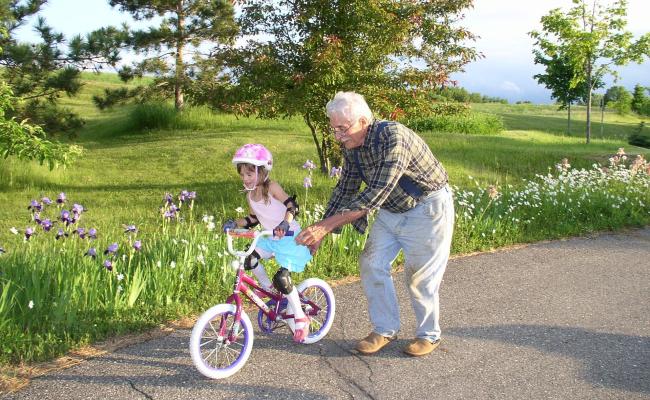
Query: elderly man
295 91 454 356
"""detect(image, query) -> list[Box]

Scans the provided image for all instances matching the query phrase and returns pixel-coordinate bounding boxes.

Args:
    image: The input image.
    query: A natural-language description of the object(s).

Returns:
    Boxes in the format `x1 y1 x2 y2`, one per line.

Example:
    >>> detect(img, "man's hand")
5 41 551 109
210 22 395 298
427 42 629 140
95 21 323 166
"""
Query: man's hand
273 220 291 238
295 223 330 247
307 240 323 255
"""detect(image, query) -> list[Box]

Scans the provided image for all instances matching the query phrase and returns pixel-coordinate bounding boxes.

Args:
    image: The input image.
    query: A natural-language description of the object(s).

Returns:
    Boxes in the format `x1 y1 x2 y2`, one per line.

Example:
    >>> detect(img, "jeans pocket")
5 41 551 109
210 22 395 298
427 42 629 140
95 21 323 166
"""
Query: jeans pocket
422 199 443 218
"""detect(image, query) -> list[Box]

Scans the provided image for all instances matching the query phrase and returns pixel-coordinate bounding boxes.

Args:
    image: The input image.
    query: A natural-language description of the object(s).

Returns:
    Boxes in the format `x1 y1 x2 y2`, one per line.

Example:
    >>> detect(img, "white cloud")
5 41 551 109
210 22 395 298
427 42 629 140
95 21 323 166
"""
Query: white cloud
500 81 522 93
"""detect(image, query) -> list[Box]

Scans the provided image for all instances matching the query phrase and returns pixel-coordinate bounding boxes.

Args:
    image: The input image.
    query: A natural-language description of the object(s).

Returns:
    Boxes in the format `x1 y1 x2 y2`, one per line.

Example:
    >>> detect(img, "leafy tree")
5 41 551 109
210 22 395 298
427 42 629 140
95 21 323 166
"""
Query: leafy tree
196 0 479 171
609 87 632 115
0 23 82 169
530 0 650 143
0 0 126 133
530 48 594 135
631 84 647 114
102 0 239 110
604 85 629 105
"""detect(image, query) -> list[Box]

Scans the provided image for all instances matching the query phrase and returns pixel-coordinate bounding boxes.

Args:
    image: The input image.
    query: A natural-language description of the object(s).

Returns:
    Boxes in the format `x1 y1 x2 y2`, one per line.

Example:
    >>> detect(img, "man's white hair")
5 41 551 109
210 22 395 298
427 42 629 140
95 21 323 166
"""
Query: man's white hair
325 91 373 124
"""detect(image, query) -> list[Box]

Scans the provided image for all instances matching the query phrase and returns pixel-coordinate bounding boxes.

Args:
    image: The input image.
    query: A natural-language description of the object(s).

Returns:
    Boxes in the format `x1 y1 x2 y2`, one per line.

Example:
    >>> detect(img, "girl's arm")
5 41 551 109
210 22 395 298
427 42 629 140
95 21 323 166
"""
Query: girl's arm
233 206 259 228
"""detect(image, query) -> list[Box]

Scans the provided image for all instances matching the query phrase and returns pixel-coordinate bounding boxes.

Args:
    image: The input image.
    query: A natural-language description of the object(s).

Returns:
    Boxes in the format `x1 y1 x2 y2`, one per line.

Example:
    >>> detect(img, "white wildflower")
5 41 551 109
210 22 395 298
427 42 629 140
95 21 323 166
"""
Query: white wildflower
28 300 34 309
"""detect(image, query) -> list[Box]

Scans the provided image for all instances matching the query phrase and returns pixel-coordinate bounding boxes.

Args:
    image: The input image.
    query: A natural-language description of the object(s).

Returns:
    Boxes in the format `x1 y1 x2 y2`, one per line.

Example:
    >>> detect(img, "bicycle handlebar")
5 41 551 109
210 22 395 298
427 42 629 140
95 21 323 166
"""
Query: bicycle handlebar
225 229 294 258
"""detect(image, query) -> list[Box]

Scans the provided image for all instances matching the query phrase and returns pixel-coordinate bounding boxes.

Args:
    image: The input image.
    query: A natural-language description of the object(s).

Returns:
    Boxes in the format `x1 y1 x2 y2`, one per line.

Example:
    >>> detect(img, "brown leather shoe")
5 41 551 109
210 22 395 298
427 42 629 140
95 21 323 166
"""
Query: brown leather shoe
403 338 441 357
356 332 397 355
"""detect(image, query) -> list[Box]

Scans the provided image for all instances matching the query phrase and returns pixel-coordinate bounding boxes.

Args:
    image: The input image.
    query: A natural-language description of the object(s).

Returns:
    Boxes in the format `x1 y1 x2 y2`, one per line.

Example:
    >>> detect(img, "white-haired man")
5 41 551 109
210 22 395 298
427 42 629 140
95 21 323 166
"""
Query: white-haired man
296 91 454 356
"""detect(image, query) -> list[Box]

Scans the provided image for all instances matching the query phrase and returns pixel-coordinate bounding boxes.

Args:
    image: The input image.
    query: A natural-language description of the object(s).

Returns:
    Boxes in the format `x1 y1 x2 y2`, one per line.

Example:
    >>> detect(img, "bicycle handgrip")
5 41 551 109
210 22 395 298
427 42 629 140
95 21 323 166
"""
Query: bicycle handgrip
227 229 294 238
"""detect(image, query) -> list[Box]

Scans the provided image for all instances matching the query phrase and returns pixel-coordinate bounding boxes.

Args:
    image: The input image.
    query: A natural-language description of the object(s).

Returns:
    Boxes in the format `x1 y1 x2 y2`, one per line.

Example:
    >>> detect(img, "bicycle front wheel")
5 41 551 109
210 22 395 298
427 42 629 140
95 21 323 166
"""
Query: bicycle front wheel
189 303 254 379
297 278 336 344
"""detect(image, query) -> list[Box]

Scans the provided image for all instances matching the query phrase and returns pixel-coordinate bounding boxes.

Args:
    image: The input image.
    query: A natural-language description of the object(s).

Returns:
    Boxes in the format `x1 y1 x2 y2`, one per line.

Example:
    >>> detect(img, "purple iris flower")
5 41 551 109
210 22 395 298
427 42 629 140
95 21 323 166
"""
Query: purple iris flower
85 247 97 259
188 191 196 200
24 227 35 240
88 228 98 239
123 225 137 234
303 176 312 188
60 209 71 222
103 259 113 271
41 197 53 205
163 204 179 219
72 203 84 216
104 243 118 255
164 193 173 205
133 240 142 251
55 228 68 240
302 160 316 170
74 227 87 239
28 200 42 212
57 192 66 204
41 219 53 232
33 212 42 224
179 190 189 203
330 166 342 178
60 210 76 226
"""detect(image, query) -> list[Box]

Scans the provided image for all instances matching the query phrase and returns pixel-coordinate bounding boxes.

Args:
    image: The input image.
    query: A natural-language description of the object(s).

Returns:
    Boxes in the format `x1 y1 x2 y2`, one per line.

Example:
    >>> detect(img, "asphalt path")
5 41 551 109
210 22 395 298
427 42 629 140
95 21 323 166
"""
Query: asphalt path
4 228 650 400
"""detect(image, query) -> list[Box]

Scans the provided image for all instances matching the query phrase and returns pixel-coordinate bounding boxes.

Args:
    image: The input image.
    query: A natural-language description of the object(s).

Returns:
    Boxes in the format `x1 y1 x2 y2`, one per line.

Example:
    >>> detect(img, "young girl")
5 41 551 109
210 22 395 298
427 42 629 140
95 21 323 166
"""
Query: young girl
223 143 313 343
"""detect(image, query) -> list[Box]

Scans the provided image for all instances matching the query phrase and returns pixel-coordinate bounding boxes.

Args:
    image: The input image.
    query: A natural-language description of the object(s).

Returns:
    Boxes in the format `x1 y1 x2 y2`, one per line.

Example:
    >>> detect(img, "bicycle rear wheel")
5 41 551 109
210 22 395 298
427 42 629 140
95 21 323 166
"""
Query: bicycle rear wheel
297 278 336 344
189 303 254 379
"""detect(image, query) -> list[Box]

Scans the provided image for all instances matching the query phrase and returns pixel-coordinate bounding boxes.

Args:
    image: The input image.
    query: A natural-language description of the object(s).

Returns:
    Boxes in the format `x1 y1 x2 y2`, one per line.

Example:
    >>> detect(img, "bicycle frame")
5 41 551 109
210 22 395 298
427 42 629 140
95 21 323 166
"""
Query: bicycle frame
222 229 322 342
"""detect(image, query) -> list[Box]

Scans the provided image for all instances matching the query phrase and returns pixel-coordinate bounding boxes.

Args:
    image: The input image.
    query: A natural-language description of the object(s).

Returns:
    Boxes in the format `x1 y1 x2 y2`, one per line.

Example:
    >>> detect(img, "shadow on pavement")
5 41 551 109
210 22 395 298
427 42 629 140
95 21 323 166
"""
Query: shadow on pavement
446 324 650 394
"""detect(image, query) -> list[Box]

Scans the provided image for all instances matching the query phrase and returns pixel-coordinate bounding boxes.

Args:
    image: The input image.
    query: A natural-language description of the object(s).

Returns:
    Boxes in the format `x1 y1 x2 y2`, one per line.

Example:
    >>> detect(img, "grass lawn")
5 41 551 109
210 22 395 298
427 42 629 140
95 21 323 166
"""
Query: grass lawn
471 102 646 140
2 76 647 232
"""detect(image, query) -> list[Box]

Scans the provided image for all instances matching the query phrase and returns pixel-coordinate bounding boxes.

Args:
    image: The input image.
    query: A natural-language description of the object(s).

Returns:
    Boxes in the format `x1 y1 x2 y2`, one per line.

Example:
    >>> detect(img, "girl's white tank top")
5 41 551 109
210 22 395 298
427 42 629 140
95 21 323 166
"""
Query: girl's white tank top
247 193 300 232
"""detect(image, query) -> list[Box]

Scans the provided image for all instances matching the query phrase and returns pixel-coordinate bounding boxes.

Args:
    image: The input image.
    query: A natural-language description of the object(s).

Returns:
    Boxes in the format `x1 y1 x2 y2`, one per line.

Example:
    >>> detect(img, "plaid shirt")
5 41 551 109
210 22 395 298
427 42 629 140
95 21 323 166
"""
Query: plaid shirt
324 119 448 233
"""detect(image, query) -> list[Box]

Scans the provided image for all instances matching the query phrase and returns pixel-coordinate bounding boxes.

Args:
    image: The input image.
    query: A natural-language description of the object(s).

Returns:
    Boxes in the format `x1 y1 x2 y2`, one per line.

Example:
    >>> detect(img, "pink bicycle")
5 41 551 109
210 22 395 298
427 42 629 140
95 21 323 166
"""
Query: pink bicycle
189 229 336 379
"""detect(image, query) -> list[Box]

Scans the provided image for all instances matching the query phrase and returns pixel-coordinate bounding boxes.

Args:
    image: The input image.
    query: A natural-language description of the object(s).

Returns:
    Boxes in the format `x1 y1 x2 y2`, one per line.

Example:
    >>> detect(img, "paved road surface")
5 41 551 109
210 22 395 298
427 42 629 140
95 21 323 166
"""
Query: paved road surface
4 228 650 399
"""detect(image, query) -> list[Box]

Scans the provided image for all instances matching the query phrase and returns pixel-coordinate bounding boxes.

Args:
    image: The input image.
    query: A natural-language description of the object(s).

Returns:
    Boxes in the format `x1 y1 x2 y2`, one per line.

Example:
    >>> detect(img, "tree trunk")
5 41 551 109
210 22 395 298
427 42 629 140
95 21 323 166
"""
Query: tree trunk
567 102 571 136
304 114 328 173
175 1 185 111
585 65 592 144
600 96 605 137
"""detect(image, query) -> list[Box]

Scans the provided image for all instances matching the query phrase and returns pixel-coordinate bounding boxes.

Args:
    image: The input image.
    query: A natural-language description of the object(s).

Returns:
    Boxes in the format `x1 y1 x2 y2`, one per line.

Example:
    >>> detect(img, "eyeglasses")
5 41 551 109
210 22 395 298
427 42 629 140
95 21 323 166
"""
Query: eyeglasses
330 119 357 136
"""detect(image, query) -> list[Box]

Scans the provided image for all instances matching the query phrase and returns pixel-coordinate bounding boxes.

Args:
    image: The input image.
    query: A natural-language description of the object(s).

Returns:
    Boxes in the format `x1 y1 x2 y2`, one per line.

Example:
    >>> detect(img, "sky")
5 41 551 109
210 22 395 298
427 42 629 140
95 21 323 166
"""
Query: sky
13 0 650 104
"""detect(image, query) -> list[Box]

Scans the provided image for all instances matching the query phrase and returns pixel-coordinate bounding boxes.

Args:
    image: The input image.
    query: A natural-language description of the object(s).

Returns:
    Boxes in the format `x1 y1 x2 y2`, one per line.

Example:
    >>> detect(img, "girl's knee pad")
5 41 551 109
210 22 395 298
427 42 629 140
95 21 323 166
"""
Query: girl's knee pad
244 250 260 270
272 268 293 294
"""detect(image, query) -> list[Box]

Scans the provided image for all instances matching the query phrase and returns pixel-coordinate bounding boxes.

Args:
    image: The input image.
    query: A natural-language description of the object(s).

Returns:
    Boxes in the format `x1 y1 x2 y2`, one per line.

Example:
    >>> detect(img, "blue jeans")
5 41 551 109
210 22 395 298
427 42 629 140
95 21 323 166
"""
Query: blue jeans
359 185 454 342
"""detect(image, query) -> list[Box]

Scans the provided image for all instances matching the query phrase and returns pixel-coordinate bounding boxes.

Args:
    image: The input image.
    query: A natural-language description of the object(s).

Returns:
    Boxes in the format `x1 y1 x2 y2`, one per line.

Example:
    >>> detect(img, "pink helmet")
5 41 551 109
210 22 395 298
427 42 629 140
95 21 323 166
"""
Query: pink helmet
232 144 273 171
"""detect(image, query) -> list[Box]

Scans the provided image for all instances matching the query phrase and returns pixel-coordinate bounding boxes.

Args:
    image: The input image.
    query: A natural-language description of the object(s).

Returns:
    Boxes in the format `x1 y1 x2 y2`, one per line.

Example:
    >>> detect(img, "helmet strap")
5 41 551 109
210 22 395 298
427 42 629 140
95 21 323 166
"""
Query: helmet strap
242 166 259 191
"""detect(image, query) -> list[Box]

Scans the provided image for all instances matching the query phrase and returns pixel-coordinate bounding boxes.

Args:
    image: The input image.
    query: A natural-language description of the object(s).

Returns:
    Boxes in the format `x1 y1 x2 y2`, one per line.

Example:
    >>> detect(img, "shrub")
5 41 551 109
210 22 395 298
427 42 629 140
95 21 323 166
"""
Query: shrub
408 112 504 135
628 122 650 149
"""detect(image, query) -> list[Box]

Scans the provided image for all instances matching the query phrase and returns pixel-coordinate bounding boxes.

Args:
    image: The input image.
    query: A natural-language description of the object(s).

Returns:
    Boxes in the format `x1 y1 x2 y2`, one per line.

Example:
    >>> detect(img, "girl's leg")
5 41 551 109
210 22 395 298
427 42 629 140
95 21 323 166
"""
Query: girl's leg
283 275 309 342
250 264 272 289
249 247 273 289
